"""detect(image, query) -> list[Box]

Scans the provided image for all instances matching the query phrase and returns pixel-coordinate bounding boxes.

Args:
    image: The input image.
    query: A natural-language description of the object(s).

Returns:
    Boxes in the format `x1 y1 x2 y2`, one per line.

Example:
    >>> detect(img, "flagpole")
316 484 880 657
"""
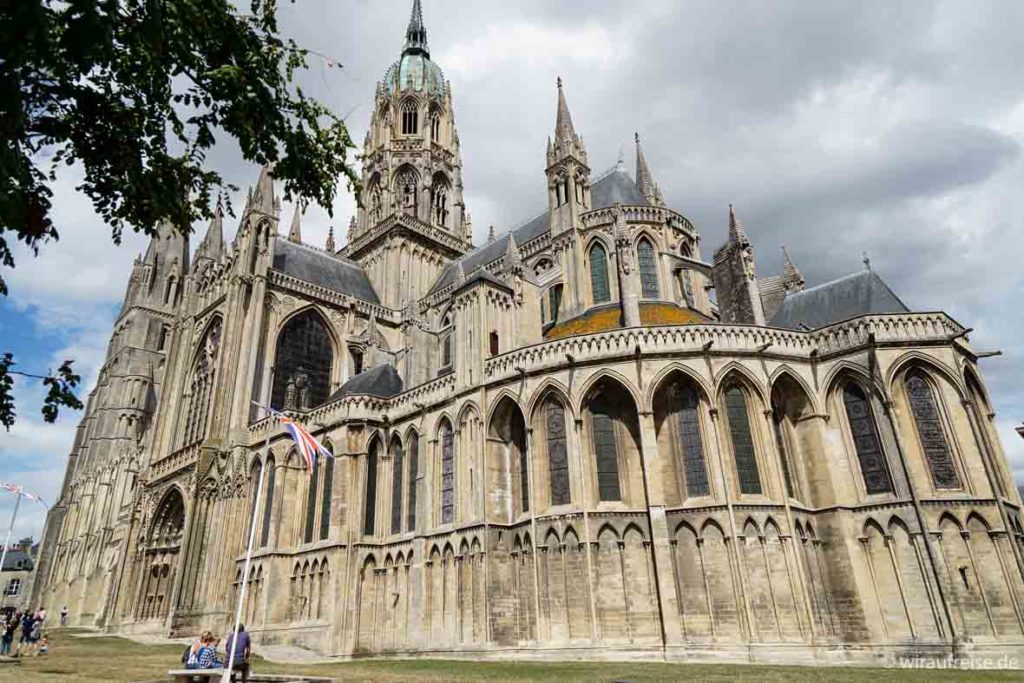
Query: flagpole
222 405 272 683
0 491 23 609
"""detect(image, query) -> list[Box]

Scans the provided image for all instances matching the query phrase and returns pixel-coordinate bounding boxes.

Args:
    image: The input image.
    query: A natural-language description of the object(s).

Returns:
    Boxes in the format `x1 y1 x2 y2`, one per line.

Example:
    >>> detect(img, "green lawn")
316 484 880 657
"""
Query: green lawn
7 629 1023 682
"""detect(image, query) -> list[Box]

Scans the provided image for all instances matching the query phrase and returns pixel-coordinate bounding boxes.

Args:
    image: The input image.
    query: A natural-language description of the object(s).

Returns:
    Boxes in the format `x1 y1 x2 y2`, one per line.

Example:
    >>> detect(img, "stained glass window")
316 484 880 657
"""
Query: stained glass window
546 400 571 505
906 372 961 489
591 397 622 501
548 285 562 323
182 318 221 446
406 434 418 532
401 100 418 135
637 238 660 299
271 311 333 412
440 423 454 524
674 386 709 497
390 438 404 535
842 383 893 495
725 387 762 495
590 243 610 304
363 441 378 536
319 455 333 540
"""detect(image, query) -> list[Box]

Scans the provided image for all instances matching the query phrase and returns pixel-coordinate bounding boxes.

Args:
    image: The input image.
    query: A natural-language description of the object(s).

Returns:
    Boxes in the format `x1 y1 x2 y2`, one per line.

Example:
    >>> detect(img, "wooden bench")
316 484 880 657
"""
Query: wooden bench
167 668 226 683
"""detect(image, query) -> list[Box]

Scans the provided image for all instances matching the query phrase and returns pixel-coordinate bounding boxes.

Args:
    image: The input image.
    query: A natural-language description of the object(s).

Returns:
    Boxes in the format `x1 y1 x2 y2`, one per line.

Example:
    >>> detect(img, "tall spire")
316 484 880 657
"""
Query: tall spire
554 77 577 145
288 202 303 243
635 132 657 204
728 204 749 244
325 225 336 252
404 0 429 57
252 163 277 215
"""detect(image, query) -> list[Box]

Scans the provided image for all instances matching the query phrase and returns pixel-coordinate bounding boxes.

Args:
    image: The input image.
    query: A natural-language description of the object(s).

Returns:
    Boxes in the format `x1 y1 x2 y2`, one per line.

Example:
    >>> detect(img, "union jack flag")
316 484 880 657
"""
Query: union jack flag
266 407 333 473
0 481 47 507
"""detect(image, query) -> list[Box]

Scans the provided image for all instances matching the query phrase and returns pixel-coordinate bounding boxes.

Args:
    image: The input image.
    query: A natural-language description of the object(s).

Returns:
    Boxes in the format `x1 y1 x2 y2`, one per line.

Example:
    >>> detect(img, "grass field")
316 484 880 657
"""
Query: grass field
6 629 1023 682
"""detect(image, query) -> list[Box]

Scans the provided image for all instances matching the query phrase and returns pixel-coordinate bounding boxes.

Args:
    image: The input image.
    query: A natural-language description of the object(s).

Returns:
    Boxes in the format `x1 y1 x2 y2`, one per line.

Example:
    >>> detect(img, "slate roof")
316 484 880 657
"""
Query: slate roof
327 363 404 401
426 166 647 296
769 269 910 330
272 239 380 304
1 551 33 572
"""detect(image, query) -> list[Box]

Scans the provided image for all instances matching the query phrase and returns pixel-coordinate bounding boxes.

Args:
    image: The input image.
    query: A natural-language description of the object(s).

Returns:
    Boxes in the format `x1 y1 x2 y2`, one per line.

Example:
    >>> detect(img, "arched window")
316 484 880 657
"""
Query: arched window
589 242 611 304
637 238 660 299
439 421 455 524
724 386 762 495
271 310 333 411
439 312 453 370
431 180 449 228
401 100 418 135
842 382 893 495
545 399 571 505
260 457 276 547
547 284 563 324
905 371 961 489
406 433 419 532
430 112 441 142
363 439 379 536
590 395 621 501
319 451 333 540
303 452 320 544
182 317 222 447
673 385 709 497
396 169 417 214
390 437 404 535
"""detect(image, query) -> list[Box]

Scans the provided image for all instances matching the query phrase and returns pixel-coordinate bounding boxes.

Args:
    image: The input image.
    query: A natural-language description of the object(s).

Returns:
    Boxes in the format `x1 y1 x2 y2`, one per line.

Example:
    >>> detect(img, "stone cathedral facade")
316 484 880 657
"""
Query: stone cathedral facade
35 1 1024 665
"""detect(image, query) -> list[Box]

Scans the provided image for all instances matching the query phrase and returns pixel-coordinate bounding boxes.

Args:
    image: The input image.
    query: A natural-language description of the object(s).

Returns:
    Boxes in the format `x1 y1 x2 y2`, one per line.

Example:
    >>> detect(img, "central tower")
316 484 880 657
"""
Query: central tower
343 0 471 309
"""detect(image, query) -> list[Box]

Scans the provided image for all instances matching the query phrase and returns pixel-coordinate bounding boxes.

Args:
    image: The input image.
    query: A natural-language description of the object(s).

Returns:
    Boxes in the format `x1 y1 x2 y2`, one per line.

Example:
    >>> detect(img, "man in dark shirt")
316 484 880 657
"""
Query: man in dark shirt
224 624 252 683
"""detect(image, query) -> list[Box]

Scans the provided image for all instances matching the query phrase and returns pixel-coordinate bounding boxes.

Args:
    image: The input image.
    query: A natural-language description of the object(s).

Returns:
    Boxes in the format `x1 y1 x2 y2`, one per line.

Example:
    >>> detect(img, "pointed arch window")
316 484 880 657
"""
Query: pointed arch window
430 112 441 142
406 433 419 532
390 438 404 535
260 457 276 547
545 399 571 505
637 238 660 299
182 318 222 447
439 312 453 370
905 371 961 489
673 385 709 497
589 242 611 304
439 422 455 524
725 386 762 495
401 100 418 135
363 440 379 536
431 180 449 228
590 395 622 501
271 310 333 412
771 403 796 498
842 382 893 495
319 453 333 540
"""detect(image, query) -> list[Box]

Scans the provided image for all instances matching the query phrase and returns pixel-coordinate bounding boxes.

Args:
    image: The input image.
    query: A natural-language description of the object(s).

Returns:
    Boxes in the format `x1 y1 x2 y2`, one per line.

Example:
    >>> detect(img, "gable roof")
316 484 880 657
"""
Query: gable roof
272 239 380 304
327 363 404 401
426 166 648 296
769 269 910 330
1 550 33 572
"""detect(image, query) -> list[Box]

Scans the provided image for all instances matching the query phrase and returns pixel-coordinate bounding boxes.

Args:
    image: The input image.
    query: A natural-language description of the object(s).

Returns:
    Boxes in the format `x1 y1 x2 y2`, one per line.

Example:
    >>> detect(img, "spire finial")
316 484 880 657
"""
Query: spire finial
728 204 749 244
288 201 303 244
863 251 872 271
557 76 562 89
635 131 657 203
325 225 336 252
554 77 577 145
782 246 805 290
404 0 429 57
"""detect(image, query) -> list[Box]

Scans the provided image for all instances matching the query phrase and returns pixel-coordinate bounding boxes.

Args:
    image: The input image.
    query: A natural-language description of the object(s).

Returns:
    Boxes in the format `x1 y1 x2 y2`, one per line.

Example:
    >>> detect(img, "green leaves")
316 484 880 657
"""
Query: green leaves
0 0 359 427
0 354 82 430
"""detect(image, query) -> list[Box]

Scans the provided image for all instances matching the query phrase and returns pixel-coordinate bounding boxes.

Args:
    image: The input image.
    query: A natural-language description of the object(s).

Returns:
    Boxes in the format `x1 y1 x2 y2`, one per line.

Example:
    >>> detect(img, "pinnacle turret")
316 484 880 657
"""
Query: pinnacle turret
634 133 662 206
782 246 805 291
728 204 749 245
403 0 429 57
325 225 336 252
288 202 303 244
195 201 224 264
555 77 577 145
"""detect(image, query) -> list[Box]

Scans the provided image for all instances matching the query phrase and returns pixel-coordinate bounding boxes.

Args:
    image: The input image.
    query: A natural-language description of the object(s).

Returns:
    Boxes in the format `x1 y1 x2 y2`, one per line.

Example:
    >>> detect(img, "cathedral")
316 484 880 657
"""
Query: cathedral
34 1 1024 665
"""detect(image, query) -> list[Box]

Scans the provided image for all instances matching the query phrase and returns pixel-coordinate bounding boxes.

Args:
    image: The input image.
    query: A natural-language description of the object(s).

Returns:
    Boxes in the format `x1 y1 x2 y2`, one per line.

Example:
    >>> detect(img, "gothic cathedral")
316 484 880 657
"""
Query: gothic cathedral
35 0 1024 664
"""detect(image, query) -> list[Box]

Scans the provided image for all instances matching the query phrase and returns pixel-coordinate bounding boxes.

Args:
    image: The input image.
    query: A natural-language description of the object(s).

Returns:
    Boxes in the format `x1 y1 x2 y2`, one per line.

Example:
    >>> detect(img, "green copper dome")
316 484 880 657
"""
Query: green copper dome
384 53 445 96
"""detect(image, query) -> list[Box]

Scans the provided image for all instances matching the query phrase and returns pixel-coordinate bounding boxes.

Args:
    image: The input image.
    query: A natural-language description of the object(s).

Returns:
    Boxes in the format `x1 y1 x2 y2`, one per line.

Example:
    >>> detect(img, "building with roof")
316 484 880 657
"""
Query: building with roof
35 0 1024 665
2 538 37 609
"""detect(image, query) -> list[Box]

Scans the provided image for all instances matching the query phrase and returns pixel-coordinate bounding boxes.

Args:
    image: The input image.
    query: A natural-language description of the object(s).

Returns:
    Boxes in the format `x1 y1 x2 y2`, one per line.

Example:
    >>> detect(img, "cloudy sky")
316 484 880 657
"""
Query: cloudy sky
2 0 1023 539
